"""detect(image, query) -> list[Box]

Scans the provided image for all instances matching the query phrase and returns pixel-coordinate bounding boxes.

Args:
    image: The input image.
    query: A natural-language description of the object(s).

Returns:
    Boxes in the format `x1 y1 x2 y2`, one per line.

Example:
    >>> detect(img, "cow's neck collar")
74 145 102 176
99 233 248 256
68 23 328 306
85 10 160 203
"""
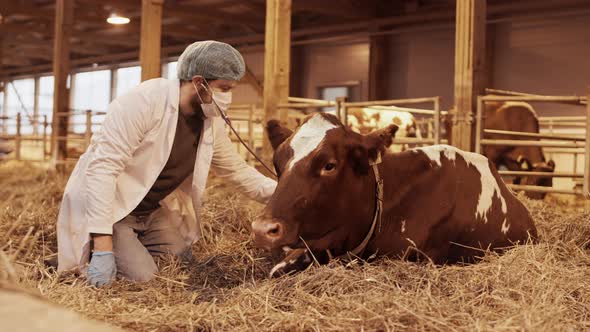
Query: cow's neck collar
332 152 384 260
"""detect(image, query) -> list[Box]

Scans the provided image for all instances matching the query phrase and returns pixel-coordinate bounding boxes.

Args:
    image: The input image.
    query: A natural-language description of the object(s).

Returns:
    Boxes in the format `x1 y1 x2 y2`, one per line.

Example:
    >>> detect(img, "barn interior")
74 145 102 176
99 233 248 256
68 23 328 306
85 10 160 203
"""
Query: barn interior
2 0 590 193
1 1 590 331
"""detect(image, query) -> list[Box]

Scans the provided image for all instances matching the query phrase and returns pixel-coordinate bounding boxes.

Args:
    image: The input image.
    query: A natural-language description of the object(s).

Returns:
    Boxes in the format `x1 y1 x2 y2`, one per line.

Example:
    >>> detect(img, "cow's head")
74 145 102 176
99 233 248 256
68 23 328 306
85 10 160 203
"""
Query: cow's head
517 155 556 199
251 113 398 253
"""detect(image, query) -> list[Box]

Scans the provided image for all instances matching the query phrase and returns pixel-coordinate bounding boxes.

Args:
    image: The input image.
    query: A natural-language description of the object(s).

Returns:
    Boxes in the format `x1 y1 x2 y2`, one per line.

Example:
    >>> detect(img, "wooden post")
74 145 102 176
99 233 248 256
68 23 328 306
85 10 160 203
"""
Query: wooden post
368 35 390 101
262 0 291 162
452 0 486 151
1 80 8 135
15 113 21 161
85 110 92 148
33 77 40 136
110 67 118 101
584 87 590 198
433 97 441 144
51 0 74 164
475 96 484 154
247 104 255 165
140 0 164 81
336 96 347 125
42 115 48 160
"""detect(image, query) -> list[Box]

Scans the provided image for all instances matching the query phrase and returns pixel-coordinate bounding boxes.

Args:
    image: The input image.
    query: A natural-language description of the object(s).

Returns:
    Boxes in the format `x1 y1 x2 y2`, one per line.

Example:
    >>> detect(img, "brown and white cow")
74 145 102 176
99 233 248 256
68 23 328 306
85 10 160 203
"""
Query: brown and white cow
255 113 537 277
0 139 14 159
482 102 555 199
445 101 555 199
347 107 421 152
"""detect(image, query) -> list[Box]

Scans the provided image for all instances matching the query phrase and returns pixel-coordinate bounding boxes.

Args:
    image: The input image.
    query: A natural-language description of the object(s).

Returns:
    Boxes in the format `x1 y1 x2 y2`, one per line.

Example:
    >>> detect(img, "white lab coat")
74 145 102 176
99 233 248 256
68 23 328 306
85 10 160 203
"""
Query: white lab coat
57 78 276 272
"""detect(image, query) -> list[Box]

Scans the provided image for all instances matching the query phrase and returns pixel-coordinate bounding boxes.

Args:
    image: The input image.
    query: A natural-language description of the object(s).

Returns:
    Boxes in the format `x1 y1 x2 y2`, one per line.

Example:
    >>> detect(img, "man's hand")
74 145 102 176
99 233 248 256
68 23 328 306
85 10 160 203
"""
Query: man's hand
87 251 116 287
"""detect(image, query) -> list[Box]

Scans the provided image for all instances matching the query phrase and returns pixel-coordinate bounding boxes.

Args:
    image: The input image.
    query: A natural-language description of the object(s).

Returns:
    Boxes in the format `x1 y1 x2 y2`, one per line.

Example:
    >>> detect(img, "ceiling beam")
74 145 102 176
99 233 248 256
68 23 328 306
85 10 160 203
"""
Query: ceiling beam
0 22 53 36
2 57 34 67
3 0 590 79
0 2 54 19
293 0 374 18
0 1 127 26
162 4 263 27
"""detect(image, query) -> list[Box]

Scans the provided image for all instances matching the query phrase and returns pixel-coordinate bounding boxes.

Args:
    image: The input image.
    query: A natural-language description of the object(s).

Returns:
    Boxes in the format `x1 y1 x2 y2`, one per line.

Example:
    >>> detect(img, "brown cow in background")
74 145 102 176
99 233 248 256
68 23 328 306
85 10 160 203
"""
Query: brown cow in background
446 101 555 199
256 113 537 277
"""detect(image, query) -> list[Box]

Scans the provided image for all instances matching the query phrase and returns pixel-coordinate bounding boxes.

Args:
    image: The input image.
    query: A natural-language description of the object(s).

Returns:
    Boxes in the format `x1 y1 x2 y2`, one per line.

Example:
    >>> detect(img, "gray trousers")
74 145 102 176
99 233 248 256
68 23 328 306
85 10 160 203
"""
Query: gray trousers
112 209 190 282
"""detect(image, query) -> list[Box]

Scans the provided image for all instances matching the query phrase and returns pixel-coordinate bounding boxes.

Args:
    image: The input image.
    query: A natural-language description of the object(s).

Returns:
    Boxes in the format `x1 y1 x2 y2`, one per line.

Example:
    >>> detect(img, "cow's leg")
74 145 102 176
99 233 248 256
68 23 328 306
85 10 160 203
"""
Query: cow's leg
269 248 312 278
269 249 332 277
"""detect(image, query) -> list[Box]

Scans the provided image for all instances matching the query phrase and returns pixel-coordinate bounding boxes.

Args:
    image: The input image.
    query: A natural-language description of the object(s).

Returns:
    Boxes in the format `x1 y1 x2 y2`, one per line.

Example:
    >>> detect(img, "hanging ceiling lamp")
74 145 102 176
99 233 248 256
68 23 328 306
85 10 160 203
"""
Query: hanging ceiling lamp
107 13 130 25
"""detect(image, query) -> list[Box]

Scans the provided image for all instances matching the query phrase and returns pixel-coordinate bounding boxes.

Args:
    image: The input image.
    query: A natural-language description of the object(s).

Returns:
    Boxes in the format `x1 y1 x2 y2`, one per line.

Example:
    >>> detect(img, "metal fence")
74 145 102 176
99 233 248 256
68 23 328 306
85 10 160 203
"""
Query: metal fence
475 92 590 197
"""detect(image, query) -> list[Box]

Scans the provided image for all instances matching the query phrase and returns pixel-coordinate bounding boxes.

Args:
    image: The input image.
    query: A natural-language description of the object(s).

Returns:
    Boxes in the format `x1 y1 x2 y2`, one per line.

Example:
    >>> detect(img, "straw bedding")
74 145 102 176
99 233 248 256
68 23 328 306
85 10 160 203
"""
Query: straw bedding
1 160 589 331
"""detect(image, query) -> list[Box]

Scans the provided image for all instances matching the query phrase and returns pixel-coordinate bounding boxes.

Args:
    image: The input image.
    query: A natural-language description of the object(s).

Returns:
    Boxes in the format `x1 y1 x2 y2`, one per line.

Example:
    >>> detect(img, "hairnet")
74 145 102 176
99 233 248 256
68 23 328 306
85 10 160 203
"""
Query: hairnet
176 40 245 81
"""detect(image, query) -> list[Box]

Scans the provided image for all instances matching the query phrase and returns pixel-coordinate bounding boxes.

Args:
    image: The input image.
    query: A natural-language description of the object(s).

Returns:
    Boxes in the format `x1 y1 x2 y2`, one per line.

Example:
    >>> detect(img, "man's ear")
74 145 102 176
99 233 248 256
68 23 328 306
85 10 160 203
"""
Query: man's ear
364 124 399 161
190 75 205 86
266 120 293 150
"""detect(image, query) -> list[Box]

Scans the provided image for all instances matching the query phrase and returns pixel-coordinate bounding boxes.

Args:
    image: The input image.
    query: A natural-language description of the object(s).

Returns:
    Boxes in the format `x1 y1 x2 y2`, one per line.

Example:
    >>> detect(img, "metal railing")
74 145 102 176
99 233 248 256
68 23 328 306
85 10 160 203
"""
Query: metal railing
276 96 446 148
475 91 590 197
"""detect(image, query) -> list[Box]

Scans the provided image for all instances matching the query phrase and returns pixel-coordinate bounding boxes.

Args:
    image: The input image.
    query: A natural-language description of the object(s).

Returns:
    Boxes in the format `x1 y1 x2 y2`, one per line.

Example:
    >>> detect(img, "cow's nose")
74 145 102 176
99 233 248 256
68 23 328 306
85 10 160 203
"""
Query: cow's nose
251 220 284 248
252 220 283 238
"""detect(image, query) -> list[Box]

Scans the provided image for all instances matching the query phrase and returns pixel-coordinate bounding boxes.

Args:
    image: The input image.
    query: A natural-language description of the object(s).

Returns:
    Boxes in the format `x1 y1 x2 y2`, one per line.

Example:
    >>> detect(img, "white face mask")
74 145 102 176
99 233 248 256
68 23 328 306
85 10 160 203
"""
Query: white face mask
193 81 232 118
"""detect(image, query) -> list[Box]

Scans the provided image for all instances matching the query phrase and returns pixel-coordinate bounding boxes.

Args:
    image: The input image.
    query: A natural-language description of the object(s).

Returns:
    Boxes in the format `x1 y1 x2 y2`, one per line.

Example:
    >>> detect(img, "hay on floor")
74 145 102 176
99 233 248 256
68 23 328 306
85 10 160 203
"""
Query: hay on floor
1 160 589 331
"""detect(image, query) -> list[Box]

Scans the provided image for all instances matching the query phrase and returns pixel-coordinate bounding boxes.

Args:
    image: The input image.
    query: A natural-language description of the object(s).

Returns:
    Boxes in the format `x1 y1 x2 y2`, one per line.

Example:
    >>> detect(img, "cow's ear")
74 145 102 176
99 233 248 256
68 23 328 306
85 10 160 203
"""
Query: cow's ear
517 155 532 170
347 143 370 175
364 124 399 161
266 120 293 150
547 159 556 171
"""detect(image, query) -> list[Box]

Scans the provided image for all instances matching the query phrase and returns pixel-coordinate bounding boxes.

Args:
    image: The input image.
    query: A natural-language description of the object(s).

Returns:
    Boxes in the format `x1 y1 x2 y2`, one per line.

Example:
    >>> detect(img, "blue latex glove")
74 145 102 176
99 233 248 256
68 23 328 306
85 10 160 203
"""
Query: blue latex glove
87 251 116 287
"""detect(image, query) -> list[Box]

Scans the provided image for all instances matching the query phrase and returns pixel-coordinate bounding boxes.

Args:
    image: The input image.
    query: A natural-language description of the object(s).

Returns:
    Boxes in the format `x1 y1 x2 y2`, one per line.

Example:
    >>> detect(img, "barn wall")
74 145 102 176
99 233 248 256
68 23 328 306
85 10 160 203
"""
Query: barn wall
231 50 265 105
386 29 456 111
301 42 370 101
232 16 589 191
236 15 589 117
493 17 590 117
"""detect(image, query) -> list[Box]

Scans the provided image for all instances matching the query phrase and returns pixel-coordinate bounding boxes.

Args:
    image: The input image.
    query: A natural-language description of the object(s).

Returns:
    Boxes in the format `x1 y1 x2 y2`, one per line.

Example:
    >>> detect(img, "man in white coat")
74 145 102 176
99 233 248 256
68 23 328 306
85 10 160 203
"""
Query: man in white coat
56 41 276 286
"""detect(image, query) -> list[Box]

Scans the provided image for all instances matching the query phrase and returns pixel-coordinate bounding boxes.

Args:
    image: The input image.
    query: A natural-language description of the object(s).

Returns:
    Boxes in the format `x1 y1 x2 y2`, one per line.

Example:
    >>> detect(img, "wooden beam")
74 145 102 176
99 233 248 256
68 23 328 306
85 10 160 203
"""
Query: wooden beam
452 0 486 151
140 0 164 81
33 77 40 136
368 34 390 100
51 0 74 163
10 0 589 80
0 22 53 36
2 58 34 67
0 37 3 73
0 1 124 25
584 87 590 198
110 67 118 101
1 2 53 19
262 0 291 163
163 4 262 27
1 81 7 134
293 0 373 18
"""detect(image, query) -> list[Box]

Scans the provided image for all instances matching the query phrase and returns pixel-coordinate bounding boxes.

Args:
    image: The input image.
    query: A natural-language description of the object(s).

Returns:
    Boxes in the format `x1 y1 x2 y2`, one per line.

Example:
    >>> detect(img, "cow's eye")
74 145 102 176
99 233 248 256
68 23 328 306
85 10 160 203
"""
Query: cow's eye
324 163 336 172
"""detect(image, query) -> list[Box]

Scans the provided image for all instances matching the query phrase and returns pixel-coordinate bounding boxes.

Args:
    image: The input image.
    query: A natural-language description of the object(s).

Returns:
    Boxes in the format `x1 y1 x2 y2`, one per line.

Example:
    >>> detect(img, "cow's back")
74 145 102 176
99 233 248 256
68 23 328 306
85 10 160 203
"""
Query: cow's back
372 145 536 264
483 101 543 165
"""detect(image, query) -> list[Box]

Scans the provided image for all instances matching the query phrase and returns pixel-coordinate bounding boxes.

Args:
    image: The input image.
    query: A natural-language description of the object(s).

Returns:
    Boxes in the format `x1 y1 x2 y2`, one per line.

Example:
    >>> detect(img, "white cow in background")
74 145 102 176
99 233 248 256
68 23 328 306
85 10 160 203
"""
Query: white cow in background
346 107 422 152
0 139 14 159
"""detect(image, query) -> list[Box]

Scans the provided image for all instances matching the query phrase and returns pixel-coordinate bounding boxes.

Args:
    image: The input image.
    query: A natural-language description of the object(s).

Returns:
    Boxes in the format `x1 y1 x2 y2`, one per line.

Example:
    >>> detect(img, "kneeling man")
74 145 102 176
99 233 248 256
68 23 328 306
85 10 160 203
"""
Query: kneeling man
57 41 276 286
